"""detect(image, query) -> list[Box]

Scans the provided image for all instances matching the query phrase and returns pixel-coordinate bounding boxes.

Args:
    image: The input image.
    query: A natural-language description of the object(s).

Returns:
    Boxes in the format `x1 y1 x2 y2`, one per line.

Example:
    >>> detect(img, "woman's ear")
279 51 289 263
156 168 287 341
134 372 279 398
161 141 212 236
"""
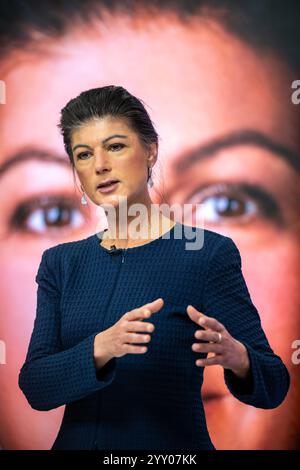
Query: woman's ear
147 142 158 166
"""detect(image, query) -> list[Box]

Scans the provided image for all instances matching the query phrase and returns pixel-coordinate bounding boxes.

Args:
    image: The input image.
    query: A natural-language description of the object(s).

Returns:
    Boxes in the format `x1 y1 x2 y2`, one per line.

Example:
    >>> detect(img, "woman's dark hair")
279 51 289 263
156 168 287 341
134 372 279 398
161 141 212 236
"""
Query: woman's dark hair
58 85 159 166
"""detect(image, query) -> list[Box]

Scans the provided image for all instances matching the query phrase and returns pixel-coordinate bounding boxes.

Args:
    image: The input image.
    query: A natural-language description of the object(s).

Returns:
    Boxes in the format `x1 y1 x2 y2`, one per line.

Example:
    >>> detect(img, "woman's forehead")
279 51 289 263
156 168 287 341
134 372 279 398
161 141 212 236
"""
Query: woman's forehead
70 117 135 143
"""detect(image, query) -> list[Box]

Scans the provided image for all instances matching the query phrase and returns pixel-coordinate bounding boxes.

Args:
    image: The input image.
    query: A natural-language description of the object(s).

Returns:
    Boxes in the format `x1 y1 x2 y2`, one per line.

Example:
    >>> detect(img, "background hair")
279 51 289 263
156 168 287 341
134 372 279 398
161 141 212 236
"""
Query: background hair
1 0 300 73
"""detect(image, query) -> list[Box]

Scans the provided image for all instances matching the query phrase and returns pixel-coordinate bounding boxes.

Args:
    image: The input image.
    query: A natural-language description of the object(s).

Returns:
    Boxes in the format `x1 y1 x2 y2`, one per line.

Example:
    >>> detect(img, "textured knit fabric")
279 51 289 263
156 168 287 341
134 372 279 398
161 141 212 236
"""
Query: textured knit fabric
19 222 290 450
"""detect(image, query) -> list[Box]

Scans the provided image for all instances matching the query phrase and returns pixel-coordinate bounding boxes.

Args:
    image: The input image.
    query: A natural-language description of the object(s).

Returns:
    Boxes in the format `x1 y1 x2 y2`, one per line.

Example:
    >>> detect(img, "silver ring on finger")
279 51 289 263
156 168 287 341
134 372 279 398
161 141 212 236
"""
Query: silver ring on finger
216 332 222 343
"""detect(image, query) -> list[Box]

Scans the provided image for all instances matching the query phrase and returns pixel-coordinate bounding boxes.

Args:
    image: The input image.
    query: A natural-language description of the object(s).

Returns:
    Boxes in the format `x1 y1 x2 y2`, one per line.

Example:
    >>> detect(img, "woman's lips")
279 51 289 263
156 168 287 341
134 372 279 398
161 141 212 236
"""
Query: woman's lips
97 181 120 193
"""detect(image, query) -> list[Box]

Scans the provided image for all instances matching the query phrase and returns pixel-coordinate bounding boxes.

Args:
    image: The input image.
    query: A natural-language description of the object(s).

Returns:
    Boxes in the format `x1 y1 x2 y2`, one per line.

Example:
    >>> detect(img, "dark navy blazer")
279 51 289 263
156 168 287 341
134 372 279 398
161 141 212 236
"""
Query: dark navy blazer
19 222 290 450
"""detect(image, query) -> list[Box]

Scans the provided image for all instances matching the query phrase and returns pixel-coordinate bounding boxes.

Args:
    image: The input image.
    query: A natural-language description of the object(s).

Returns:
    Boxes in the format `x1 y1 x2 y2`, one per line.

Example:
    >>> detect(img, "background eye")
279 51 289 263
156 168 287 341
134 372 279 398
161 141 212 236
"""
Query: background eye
108 143 125 151
77 152 90 160
195 193 256 223
10 195 86 234
185 182 275 225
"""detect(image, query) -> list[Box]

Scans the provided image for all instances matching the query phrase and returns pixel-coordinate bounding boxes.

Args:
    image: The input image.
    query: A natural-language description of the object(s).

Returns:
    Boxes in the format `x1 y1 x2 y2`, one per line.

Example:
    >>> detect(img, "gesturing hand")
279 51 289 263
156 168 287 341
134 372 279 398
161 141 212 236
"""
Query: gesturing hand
94 298 164 369
187 305 251 379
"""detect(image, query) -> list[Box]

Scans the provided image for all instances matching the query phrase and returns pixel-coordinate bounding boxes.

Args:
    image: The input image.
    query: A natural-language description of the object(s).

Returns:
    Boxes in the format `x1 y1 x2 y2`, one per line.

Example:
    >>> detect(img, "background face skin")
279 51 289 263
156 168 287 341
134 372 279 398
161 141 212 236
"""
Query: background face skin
0 10 299 449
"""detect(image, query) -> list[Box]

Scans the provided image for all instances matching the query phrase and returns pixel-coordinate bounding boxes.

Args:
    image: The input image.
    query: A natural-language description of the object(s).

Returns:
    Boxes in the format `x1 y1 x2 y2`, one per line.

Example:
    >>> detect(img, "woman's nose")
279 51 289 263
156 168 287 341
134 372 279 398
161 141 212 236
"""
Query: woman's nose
94 148 111 172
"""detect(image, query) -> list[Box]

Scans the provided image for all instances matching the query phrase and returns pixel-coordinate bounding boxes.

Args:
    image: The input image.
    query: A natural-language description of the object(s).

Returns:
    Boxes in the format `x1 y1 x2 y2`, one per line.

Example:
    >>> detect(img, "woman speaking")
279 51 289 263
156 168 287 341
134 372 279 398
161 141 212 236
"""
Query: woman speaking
19 85 290 450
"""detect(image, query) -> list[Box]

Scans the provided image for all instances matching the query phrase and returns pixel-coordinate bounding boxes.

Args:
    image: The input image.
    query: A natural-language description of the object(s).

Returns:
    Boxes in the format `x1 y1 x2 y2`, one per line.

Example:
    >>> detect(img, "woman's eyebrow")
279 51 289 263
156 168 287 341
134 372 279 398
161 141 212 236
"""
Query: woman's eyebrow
0 147 69 178
173 129 300 174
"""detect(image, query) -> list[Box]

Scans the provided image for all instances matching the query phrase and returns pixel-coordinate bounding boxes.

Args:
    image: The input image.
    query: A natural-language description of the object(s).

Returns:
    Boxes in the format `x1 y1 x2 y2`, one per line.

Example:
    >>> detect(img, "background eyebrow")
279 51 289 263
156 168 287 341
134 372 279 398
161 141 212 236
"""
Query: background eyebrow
0 148 69 178
174 129 300 174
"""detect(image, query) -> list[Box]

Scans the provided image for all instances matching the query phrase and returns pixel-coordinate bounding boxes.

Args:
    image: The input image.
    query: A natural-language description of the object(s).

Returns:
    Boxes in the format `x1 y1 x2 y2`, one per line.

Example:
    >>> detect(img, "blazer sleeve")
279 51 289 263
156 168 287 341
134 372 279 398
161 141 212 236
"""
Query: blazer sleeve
202 235 290 409
18 247 116 411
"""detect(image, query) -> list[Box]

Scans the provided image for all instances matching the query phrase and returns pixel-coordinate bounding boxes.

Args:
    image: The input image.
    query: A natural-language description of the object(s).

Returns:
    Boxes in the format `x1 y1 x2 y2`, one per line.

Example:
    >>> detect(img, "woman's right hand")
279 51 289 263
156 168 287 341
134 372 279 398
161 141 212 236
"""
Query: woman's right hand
93 298 164 367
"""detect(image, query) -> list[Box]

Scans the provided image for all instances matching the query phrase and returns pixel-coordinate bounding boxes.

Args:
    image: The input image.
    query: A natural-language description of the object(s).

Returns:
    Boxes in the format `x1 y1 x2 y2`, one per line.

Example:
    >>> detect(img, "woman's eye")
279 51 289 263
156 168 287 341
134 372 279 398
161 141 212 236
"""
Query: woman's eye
77 144 124 159
186 182 280 224
10 195 85 234
108 143 125 151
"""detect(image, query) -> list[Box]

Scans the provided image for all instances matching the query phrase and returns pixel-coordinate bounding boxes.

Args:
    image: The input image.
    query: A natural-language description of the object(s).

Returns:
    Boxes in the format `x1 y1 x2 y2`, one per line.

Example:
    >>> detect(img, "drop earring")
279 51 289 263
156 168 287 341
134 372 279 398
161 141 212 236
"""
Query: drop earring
147 166 154 188
80 185 88 205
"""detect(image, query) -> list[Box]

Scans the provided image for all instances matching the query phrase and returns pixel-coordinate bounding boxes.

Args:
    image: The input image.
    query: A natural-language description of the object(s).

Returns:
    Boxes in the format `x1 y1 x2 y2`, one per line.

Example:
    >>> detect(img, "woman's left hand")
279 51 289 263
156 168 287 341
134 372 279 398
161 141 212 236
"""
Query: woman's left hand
187 305 250 379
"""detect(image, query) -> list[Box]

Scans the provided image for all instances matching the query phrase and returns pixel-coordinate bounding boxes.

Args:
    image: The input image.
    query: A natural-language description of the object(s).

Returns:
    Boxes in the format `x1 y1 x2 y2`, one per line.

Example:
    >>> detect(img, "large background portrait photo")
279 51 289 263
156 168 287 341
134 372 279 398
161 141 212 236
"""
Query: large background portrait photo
0 0 299 450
